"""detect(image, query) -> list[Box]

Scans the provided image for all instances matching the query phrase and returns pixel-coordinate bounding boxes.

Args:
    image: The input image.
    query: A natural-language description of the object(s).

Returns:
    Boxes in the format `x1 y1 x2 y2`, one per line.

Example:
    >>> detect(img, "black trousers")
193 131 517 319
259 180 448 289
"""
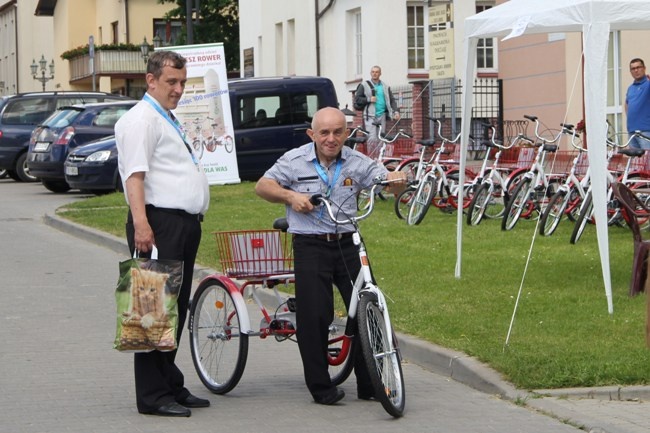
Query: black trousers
126 206 202 412
292 235 372 399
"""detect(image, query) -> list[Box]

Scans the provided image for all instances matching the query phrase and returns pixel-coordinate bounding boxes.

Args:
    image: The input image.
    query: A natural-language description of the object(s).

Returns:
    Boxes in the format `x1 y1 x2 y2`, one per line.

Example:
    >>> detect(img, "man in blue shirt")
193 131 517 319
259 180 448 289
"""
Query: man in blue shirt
625 58 650 149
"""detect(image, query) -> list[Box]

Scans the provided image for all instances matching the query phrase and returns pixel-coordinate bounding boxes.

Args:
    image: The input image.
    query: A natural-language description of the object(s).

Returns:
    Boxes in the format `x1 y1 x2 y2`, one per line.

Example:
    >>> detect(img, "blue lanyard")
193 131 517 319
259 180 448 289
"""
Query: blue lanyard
142 93 199 166
312 156 342 198
312 149 342 220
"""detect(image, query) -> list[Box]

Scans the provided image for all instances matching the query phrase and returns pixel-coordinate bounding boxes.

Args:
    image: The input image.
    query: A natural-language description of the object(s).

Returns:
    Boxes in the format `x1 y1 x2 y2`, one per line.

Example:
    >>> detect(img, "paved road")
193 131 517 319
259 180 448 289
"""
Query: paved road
0 178 646 433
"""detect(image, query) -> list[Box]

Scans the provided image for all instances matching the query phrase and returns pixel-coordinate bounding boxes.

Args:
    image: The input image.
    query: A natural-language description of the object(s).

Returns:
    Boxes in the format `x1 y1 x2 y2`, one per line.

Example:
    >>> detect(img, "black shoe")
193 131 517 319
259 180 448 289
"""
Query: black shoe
357 387 377 401
178 393 210 408
313 388 345 405
142 402 191 417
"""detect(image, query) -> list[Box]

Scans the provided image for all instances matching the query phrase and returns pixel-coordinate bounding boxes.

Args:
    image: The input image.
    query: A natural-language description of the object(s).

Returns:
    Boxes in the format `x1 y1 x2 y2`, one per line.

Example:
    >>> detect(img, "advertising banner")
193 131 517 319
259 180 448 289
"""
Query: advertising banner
165 43 240 184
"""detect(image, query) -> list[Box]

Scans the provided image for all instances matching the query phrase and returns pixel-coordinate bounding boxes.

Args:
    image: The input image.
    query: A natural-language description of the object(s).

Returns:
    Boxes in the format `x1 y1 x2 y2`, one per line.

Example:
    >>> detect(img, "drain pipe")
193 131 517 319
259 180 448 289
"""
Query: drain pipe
315 0 335 76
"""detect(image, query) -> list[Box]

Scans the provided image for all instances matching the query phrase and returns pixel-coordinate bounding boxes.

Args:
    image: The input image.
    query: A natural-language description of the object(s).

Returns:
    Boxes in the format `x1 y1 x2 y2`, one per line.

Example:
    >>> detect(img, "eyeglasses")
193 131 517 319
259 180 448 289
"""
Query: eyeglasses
630 66 645 71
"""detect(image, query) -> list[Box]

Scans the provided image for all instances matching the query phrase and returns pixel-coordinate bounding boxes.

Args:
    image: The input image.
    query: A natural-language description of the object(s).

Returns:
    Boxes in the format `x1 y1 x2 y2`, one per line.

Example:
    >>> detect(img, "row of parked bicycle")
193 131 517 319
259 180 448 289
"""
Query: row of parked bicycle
350 114 650 244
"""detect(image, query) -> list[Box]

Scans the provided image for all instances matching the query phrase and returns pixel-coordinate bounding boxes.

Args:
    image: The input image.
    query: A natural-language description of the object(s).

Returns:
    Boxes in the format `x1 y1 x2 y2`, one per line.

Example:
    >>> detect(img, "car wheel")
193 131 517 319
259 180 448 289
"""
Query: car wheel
15 153 39 182
42 180 71 193
0 168 7 179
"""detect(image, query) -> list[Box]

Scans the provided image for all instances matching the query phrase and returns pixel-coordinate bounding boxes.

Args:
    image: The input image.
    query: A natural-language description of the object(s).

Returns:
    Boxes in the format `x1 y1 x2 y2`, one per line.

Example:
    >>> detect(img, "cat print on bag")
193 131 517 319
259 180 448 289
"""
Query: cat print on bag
125 268 169 329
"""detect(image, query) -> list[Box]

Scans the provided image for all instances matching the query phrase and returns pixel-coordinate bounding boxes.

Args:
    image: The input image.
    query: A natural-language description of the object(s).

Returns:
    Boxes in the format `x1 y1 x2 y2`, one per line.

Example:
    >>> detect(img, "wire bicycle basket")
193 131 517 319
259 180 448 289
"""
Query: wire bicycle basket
213 229 294 279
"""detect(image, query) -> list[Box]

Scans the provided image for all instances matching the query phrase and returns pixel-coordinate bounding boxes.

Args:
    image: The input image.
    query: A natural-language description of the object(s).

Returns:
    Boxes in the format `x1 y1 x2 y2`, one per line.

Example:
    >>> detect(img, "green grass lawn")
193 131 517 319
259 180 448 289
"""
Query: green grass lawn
57 181 650 390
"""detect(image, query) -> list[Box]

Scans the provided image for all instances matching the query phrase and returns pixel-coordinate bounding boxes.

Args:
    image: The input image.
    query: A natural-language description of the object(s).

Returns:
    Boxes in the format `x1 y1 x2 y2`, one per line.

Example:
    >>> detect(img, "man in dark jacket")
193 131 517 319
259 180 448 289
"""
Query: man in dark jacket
353 65 400 158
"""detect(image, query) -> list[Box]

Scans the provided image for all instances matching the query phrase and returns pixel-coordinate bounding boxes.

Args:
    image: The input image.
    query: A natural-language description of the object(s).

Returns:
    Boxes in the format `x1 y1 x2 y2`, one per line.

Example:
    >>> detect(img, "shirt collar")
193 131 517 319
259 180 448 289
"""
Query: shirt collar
302 142 348 164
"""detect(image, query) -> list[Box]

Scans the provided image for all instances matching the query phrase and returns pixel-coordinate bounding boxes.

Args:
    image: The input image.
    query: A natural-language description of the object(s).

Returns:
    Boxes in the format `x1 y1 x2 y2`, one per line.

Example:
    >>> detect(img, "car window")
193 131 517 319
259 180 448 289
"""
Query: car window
292 93 319 124
1 98 52 125
238 95 291 129
93 106 132 127
41 108 83 128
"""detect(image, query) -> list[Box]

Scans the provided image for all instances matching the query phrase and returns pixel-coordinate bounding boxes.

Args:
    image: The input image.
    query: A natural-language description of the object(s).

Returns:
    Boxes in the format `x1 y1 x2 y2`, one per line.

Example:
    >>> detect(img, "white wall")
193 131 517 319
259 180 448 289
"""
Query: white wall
0 0 54 94
238 0 480 110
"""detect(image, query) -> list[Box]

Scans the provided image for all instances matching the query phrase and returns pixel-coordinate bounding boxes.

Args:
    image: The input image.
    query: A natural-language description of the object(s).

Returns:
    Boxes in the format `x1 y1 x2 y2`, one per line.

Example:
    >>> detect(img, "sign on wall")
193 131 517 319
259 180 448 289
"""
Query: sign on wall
429 3 455 80
166 43 240 185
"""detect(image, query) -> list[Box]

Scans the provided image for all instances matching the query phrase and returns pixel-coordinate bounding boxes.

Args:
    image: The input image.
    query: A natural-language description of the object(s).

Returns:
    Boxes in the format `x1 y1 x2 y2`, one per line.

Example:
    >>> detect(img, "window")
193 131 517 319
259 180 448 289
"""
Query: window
407 5 425 70
354 11 362 76
154 20 183 46
93 106 132 127
111 21 118 44
476 4 497 73
237 93 320 129
607 31 623 133
345 9 363 78
2 98 51 125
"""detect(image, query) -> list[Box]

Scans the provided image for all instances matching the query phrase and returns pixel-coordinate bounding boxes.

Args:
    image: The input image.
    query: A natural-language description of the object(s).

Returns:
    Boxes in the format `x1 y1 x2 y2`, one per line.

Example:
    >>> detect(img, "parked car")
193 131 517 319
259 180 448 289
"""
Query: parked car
227 76 339 180
64 135 120 194
0 96 13 180
27 100 137 193
0 91 131 182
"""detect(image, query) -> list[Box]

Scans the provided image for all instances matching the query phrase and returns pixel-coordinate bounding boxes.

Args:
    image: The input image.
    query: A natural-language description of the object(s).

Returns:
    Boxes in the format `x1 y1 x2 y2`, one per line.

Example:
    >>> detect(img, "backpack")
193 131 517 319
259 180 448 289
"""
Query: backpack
353 80 375 111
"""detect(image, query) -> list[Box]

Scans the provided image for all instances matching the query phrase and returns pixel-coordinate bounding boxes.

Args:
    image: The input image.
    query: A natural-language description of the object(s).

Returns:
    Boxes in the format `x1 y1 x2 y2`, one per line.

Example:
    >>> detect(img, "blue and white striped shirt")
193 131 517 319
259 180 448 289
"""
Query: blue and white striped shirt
263 142 388 234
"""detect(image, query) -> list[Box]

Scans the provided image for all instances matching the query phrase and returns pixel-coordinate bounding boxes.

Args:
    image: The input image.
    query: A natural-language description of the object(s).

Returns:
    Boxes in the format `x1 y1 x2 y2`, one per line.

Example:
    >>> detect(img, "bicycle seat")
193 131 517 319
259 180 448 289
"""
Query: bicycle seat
347 137 367 144
273 218 289 232
380 133 396 141
416 139 436 147
618 147 646 158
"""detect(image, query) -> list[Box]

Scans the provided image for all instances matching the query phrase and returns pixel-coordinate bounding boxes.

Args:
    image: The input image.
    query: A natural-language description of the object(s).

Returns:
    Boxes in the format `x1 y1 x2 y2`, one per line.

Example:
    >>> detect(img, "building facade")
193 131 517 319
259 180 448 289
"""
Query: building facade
0 0 176 97
239 0 650 142
0 0 54 95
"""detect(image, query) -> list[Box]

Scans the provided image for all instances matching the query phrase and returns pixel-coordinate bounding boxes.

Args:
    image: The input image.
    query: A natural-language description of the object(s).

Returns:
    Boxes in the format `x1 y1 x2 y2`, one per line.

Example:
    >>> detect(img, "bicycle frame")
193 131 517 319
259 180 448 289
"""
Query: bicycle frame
466 127 526 225
313 182 405 417
502 115 567 230
315 183 397 348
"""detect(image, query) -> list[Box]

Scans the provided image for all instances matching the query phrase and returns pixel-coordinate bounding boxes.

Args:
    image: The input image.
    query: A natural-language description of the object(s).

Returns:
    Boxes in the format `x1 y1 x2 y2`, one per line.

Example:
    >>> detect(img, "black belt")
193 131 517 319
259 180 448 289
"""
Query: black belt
294 232 353 242
145 204 204 222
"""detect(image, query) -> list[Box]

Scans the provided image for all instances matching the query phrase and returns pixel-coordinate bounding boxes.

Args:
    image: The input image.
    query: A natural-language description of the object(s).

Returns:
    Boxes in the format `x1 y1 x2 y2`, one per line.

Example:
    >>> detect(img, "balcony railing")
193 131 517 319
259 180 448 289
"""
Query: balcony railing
68 50 145 80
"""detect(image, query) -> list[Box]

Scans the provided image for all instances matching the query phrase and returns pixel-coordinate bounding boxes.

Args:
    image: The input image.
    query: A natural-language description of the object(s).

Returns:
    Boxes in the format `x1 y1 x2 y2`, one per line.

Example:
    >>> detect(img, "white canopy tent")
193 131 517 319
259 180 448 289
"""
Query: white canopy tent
458 0 650 314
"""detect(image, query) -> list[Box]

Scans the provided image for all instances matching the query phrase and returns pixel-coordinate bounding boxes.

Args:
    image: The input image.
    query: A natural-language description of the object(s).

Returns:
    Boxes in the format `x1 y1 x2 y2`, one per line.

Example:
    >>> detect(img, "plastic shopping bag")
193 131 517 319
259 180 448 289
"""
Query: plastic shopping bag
113 247 183 352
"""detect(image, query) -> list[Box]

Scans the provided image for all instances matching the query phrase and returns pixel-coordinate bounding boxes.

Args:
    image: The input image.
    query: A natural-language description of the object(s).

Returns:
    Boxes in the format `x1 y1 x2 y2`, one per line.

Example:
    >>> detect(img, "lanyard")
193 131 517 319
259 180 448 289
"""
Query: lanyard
312 148 342 221
312 156 342 198
142 93 199 167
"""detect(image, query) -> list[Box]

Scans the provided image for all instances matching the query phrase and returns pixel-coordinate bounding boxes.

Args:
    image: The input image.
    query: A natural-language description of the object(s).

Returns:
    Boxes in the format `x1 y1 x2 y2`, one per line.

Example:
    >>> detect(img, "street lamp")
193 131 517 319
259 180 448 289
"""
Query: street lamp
139 37 150 64
140 36 163 65
30 55 55 91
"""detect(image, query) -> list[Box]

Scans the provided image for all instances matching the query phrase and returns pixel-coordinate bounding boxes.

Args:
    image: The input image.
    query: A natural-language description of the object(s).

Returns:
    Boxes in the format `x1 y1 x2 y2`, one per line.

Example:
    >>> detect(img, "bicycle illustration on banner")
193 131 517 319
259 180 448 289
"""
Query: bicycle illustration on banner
184 116 234 160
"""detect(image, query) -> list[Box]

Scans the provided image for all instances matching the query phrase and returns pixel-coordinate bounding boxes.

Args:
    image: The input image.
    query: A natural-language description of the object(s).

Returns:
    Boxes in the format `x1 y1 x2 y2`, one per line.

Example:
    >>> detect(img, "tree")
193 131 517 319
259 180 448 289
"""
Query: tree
160 0 239 73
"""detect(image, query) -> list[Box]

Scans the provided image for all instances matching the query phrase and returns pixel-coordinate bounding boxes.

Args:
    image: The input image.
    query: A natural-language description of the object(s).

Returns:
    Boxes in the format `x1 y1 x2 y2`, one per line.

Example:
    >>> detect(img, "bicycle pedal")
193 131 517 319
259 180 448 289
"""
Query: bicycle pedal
287 297 297 312
269 318 295 331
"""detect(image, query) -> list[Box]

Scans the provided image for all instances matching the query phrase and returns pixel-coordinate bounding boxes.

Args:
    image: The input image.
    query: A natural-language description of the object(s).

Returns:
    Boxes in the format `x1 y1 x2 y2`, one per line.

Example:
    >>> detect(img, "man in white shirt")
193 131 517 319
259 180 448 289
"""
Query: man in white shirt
115 50 210 418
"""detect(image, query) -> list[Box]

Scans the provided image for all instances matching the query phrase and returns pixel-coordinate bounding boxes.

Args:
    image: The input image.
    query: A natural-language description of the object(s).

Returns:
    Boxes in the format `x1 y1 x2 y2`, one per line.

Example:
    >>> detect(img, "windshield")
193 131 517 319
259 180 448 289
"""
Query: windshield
40 107 83 128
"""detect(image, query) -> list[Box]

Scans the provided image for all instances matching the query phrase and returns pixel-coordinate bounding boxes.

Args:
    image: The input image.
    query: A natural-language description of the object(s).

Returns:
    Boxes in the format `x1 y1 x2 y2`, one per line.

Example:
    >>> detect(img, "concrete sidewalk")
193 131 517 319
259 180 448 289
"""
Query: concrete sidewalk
41 212 650 433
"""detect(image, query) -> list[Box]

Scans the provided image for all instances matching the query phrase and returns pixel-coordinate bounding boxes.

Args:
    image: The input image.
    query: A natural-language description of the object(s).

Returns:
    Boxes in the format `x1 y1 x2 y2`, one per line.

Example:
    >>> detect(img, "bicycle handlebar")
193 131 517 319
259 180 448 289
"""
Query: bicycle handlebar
347 125 369 139
524 114 564 145
560 123 588 152
624 130 650 148
310 181 390 225
425 116 460 144
478 123 524 150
